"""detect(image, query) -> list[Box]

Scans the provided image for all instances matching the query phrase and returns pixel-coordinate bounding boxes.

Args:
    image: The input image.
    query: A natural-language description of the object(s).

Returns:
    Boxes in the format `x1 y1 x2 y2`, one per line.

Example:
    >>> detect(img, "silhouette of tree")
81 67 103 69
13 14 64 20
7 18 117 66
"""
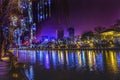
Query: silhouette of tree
110 19 120 31
94 26 106 34
116 19 120 25
81 31 94 41
94 26 106 39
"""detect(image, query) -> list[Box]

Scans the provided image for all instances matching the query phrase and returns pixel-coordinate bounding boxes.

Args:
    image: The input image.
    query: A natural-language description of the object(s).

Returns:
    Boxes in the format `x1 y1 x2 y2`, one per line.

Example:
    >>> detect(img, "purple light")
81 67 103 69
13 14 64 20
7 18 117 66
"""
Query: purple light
45 53 50 69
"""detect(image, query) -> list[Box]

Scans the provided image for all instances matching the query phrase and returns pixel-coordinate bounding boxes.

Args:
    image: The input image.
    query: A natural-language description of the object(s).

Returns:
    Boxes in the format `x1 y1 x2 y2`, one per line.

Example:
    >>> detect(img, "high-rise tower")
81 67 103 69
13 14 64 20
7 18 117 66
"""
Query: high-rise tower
0 0 51 47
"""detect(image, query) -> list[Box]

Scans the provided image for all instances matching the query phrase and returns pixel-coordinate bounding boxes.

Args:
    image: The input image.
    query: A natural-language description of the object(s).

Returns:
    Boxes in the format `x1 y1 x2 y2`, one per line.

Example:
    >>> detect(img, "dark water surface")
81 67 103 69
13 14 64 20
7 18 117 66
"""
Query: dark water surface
14 50 120 80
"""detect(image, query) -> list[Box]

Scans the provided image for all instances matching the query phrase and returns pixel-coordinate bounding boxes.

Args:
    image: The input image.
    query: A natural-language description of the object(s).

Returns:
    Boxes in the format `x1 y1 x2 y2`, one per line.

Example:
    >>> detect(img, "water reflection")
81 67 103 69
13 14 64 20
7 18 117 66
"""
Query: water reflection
14 50 120 79
105 51 118 73
25 65 34 80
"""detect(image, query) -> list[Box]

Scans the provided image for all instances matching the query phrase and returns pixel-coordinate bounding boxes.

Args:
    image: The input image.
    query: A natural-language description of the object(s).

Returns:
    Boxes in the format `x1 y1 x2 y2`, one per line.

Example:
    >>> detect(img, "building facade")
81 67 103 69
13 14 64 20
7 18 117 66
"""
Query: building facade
0 0 51 47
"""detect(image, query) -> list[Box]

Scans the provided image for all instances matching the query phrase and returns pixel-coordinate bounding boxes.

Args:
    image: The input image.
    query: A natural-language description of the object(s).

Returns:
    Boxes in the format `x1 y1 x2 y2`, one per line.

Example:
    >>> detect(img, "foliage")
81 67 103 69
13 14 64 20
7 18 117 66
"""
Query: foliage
81 31 94 41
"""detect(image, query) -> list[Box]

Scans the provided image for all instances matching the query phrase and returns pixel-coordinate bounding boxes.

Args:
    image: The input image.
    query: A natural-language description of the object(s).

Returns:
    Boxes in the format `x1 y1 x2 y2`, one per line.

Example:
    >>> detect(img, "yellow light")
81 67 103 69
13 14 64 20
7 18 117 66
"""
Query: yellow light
12 73 18 78
105 51 118 73
89 43 94 48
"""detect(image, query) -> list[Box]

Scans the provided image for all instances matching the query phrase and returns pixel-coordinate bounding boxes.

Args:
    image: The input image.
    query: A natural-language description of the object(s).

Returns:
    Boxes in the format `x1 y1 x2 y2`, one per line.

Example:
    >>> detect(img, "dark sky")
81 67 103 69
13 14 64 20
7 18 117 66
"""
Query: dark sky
38 0 120 37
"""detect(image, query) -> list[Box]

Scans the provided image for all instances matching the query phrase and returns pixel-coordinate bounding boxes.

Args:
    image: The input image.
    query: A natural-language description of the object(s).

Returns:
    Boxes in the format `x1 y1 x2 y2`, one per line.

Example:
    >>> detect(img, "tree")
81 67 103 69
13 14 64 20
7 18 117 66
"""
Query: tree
110 19 120 31
81 31 94 41
94 26 106 34
94 26 106 39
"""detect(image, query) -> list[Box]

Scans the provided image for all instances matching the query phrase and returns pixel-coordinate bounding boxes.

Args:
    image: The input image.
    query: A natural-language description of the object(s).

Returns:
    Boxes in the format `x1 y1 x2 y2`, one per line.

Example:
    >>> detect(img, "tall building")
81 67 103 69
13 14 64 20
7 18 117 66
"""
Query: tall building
68 27 75 38
28 0 51 45
0 0 51 47
56 29 64 39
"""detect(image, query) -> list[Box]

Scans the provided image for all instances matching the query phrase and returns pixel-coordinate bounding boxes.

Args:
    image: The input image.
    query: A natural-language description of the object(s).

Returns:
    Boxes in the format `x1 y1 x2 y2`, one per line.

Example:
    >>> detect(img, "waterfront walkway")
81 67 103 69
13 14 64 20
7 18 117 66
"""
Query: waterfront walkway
0 61 11 80
0 55 28 80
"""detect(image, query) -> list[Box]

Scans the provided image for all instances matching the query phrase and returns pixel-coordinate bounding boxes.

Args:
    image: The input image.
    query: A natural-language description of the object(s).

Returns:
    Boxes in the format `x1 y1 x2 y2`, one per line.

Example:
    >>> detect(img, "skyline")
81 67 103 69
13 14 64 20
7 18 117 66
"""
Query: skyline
38 0 120 37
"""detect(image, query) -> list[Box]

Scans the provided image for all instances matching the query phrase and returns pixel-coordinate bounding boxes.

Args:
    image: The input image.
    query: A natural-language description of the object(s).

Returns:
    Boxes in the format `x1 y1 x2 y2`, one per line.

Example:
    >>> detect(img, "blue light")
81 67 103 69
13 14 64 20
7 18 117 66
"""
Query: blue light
44 2 47 5
96 53 104 71
21 19 24 22
40 6 42 9
29 19 32 23
40 16 43 19
32 27 36 31
48 1 51 5
22 6 26 9
117 54 120 67
81 51 86 67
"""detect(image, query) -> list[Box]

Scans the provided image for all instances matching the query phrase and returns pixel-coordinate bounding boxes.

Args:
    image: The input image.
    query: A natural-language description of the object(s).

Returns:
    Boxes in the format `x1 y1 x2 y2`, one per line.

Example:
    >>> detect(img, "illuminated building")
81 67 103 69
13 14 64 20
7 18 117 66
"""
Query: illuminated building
28 0 51 46
36 0 51 22
100 29 120 41
0 0 51 47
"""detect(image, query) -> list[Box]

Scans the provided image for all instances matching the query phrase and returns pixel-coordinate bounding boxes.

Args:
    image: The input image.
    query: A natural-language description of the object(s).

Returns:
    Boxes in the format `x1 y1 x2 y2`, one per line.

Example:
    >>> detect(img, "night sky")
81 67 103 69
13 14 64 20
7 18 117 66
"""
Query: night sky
38 0 120 37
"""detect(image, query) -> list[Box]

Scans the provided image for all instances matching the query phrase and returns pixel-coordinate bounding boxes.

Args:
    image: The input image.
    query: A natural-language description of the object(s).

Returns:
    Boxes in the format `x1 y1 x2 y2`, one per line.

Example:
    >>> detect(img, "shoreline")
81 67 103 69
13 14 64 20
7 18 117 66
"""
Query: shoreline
13 47 120 51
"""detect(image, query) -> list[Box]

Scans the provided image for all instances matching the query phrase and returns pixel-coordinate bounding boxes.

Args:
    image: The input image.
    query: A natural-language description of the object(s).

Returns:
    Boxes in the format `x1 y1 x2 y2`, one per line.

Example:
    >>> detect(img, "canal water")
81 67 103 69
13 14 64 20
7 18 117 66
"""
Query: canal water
14 50 120 80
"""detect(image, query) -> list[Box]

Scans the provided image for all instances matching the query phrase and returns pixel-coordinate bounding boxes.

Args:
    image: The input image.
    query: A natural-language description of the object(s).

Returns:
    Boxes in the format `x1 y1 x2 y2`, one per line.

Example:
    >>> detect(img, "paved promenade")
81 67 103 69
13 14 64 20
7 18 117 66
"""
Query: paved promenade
0 61 11 80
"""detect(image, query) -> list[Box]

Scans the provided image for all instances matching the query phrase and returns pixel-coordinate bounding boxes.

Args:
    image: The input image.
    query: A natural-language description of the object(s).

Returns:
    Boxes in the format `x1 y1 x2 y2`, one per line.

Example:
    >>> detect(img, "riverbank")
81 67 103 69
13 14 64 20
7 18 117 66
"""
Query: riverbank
16 47 120 51
12 48 120 80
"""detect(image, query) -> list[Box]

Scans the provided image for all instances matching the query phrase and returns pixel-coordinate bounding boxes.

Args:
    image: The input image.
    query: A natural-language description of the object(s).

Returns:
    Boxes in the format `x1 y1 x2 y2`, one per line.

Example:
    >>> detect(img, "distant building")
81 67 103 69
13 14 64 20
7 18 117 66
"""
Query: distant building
41 36 49 41
68 27 74 38
100 29 120 41
56 29 64 39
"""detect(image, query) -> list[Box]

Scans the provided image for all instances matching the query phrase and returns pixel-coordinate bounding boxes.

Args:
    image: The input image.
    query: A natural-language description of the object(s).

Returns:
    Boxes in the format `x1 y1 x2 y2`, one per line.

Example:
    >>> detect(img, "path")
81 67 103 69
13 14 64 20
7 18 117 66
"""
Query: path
0 61 10 80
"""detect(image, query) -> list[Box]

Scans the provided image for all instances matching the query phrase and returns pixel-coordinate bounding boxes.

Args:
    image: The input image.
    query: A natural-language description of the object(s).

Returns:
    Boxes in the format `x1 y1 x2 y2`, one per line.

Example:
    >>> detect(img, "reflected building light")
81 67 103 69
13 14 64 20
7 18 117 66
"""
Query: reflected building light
77 51 82 68
29 51 36 63
40 51 43 64
18 50 26 63
110 51 118 73
60 51 64 64
88 51 93 71
58 51 61 63
52 51 58 69
45 53 50 69
71 53 75 67
96 53 104 71
65 50 69 66
106 51 118 73
30 66 34 79
68 52 75 68
116 53 120 67
57 50 64 69
81 51 86 67
36 51 40 62
92 51 96 70
25 66 34 80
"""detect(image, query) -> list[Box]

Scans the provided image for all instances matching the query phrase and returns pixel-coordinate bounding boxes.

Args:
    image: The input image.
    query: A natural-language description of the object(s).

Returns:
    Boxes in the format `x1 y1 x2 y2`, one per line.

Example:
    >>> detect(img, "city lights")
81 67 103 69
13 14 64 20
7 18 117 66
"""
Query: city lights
1 0 120 80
